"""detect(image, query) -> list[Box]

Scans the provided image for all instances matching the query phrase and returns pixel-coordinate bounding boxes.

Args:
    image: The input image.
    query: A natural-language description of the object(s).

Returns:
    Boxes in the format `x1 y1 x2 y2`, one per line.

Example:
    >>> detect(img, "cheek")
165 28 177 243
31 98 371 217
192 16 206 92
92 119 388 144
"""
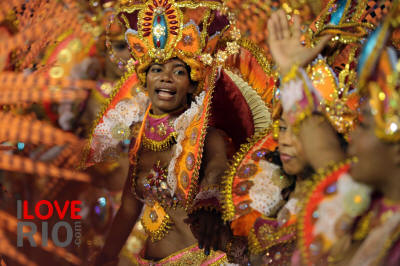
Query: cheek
175 79 191 97
282 158 306 175
350 132 386 183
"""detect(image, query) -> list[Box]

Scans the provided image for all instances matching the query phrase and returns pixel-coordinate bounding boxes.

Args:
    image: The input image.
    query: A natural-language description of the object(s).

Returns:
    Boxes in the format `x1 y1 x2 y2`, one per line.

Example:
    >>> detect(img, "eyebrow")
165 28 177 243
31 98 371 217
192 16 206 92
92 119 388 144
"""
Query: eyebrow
173 63 186 68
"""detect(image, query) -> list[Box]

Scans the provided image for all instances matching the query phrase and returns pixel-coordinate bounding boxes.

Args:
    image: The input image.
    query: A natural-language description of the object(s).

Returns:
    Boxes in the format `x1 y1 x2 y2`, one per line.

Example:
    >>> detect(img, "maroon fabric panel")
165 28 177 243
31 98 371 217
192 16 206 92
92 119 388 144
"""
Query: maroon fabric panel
209 70 254 150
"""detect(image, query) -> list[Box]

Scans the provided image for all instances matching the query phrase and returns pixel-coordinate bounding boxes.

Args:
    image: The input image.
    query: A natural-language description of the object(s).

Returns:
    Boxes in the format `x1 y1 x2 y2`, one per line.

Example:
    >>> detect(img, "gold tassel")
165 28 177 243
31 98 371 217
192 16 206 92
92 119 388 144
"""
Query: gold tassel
142 132 177 152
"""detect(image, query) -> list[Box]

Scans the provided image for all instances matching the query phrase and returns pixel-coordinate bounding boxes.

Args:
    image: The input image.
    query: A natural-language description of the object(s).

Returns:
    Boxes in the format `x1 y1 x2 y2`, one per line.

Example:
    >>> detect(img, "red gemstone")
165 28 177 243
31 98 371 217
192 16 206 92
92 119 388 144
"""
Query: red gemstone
143 32 151 37
165 4 171 10
153 0 157 6
168 15 176 19
143 22 151 26
166 9 174 14
144 17 152 21
157 16 161 23
148 5 154 11
143 28 151 31
159 0 162 4
164 0 168 6
170 31 178 35
157 40 161 47
170 26 178 30
170 20 178 24
145 12 153 16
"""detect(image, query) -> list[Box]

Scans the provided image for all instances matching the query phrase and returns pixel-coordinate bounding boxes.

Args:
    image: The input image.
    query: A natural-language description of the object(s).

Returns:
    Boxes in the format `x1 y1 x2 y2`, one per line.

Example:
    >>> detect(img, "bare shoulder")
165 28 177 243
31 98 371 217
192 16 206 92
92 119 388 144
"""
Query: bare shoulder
205 127 227 150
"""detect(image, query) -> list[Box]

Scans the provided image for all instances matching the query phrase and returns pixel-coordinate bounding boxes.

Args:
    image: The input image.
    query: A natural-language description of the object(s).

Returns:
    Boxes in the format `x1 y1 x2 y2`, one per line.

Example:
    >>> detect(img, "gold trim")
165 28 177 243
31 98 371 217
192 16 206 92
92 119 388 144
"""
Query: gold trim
238 38 273 75
297 158 355 266
184 65 217 210
142 132 178 152
221 128 270 222
141 203 174 242
374 223 400 265
248 222 297 255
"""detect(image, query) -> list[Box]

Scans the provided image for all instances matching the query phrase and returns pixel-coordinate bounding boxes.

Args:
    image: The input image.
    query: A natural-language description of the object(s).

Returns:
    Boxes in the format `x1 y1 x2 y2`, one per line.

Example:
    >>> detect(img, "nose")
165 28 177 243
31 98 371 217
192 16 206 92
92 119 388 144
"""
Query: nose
278 130 291 147
160 70 173 83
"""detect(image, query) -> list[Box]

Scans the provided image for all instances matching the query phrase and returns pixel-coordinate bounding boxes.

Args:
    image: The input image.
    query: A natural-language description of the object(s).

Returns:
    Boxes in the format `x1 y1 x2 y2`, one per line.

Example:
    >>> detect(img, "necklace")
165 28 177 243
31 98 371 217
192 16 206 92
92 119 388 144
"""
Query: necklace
142 111 177 152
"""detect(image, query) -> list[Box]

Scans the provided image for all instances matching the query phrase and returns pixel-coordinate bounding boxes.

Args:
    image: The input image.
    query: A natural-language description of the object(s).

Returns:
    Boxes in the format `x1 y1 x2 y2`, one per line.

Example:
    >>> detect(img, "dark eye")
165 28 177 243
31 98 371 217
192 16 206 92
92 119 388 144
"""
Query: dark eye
279 126 287 132
150 66 162 73
173 69 186 76
113 42 127 51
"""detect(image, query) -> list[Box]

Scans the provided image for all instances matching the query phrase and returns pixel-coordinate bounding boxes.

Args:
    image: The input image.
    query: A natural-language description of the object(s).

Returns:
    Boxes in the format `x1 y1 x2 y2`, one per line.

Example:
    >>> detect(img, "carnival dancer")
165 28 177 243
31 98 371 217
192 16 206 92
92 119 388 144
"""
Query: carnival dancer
221 0 391 264
83 0 276 264
297 2 400 264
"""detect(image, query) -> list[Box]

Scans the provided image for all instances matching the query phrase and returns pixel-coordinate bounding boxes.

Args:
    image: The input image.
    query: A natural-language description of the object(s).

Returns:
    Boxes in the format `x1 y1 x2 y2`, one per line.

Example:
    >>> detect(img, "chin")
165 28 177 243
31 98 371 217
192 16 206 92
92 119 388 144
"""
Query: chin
349 166 370 185
282 164 301 176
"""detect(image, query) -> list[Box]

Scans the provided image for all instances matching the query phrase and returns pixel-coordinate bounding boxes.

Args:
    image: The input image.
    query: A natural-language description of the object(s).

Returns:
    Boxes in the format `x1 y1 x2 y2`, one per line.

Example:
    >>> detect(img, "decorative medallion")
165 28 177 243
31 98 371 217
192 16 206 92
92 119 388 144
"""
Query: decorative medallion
189 127 198 146
234 180 254 196
237 163 257 178
185 152 195 171
251 148 268 161
180 170 189 189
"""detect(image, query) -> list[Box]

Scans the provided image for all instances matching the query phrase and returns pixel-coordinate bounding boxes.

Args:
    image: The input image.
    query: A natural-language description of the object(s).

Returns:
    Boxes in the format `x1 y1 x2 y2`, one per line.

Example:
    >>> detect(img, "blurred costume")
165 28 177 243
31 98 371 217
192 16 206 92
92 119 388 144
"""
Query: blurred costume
221 0 391 264
83 0 275 263
298 2 400 265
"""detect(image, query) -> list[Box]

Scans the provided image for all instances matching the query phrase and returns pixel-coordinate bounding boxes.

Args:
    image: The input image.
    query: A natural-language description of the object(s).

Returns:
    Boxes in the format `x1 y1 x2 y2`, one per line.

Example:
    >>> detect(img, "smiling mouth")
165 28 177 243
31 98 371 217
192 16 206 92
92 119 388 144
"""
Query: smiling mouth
155 89 176 99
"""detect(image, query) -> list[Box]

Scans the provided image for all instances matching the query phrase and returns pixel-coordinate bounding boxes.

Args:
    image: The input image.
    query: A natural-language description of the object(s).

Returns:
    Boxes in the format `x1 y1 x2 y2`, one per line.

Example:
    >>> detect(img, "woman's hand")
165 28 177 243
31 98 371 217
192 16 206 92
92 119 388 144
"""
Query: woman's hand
185 209 229 255
267 10 331 76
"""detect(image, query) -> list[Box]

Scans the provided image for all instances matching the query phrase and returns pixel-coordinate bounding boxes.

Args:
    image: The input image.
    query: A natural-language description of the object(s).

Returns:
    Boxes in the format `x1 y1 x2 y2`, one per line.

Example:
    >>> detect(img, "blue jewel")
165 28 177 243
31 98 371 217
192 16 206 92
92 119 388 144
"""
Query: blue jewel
330 0 347 26
152 15 168 49
17 142 25 150
326 183 337 194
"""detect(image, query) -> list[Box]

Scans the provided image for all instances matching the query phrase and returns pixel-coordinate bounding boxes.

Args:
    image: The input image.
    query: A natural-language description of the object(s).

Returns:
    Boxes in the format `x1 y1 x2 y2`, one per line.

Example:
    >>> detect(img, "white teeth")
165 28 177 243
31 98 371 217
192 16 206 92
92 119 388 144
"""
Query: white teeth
158 91 174 97
157 89 175 95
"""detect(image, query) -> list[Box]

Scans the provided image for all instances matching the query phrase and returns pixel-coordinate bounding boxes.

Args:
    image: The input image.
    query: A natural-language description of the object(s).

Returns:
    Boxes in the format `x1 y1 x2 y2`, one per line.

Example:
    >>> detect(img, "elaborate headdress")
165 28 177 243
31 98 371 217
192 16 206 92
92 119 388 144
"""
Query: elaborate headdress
112 0 241 85
357 0 400 142
273 0 392 136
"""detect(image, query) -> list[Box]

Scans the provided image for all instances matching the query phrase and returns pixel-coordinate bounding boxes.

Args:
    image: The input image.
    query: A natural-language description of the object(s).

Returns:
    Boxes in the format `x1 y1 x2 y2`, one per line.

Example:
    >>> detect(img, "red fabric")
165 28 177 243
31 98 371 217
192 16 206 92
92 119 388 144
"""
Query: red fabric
209 70 254 150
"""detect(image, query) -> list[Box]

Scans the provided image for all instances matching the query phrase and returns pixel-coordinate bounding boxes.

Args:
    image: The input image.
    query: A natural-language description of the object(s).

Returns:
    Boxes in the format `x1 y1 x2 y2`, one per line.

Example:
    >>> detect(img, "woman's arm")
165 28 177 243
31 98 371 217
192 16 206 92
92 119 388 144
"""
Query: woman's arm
94 166 143 265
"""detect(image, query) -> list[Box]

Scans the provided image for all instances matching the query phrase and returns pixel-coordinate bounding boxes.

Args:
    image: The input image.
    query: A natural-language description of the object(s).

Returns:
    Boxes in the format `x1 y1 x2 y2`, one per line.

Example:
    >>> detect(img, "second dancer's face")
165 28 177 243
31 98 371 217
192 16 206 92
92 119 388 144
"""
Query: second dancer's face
349 102 397 187
278 114 308 175
146 58 195 115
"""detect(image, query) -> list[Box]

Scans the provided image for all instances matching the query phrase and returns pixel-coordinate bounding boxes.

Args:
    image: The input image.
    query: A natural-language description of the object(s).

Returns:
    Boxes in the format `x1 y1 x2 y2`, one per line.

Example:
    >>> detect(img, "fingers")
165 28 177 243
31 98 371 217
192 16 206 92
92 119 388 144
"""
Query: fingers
292 14 302 40
198 215 207 249
277 10 290 39
211 221 220 251
203 217 215 255
267 12 279 41
312 35 332 58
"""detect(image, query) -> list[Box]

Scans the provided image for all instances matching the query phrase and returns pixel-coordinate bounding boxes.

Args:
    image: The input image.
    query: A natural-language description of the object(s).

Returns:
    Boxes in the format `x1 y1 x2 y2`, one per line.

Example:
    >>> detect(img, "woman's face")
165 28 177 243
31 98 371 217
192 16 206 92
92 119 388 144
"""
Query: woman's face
146 58 194 115
349 102 396 187
105 39 131 78
278 113 308 175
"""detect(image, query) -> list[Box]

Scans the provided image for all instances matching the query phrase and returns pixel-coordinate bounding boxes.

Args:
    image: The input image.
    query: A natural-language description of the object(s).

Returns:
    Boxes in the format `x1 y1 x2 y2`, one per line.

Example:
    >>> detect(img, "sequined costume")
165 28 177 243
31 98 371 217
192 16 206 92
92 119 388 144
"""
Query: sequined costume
83 0 276 263
298 2 400 265
222 0 391 264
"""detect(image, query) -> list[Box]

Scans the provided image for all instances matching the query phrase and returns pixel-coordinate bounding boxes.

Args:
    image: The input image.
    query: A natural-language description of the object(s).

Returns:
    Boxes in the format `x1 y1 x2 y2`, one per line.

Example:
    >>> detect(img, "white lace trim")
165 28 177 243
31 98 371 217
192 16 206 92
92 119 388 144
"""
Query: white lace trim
167 91 206 195
91 92 149 162
249 161 284 216
313 173 371 244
